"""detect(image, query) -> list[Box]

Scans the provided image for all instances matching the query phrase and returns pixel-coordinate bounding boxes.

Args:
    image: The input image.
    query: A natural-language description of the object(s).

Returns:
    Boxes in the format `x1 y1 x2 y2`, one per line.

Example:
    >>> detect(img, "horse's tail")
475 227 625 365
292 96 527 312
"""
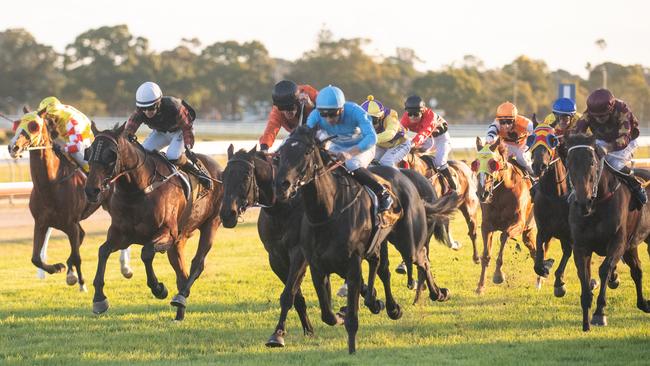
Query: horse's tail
433 220 449 243
422 192 459 223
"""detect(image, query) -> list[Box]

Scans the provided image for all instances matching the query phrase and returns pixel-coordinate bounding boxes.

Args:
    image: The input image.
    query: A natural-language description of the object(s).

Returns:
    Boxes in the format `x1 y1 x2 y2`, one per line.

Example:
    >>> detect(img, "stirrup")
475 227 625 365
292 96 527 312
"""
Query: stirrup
378 192 393 212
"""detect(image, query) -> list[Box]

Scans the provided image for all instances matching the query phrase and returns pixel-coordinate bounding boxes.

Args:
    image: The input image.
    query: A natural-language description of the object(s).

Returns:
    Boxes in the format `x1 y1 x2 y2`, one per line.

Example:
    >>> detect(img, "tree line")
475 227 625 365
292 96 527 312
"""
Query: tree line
1 25 649 123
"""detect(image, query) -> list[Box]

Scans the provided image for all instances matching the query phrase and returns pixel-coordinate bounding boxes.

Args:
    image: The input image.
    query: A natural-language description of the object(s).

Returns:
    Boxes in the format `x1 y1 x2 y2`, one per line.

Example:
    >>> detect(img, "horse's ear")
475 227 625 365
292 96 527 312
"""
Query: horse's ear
532 113 538 129
249 144 257 154
476 136 484 151
227 144 234 160
488 137 500 152
117 122 126 135
22 105 30 114
90 120 99 135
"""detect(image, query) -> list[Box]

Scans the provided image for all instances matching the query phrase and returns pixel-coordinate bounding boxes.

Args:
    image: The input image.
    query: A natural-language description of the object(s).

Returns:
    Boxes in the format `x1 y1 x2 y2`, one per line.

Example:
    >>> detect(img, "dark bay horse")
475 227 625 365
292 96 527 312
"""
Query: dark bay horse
472 137 537 295
8 112 132 291
275 126 455 354
84 123 223 320
403 152 480 261
219 145 313 348
566 134 650 331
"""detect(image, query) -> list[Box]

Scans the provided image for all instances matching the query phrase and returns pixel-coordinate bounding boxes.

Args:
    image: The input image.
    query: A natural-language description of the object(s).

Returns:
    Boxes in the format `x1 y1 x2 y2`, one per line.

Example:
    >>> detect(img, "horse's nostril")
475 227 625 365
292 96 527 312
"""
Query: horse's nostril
84 186 100 198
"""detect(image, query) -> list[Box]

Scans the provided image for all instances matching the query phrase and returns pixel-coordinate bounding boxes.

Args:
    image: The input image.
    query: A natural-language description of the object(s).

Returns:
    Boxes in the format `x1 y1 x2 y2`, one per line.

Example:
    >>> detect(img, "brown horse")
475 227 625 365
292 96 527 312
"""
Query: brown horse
8 112 132 291
403 152 480 260
565 133 650 331
84 123 223 320
473 137 537 295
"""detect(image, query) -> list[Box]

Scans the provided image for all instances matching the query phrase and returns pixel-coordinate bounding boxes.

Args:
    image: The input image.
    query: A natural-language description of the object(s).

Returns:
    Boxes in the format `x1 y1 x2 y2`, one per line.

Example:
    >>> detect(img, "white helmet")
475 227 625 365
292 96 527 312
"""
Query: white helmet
135 82 163 107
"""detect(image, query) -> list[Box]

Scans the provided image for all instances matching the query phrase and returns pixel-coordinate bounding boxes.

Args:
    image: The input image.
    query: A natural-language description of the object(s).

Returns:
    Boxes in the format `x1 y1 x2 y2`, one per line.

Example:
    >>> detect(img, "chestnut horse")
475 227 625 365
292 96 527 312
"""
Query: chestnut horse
472 137 537 295
84 123 223 321
403 152 480 260
565 134 650 331
8 112 132 291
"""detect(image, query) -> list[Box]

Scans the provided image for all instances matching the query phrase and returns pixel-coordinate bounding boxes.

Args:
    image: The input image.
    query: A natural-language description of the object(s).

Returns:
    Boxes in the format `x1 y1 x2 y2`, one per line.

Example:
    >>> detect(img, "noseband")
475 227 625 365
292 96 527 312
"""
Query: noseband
567 144 605 201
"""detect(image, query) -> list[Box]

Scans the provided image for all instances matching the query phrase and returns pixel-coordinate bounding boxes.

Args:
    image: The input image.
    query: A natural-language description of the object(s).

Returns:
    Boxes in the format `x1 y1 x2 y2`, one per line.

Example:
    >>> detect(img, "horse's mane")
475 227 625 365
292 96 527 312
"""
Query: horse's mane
565 133 594 148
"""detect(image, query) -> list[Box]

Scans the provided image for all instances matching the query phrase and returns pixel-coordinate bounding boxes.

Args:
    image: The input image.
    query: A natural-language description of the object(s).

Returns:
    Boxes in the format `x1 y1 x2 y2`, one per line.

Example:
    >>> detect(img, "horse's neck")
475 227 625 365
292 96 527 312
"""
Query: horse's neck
540 159 569 197
598 167 618 198
302 157 338 222
29 132 61 186
118 146 153 192
500 163 516 189
254 157 275 207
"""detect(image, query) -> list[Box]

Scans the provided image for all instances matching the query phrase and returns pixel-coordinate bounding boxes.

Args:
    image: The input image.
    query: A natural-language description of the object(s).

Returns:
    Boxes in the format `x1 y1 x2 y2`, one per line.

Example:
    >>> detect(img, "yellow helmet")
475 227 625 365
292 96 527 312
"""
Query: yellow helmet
360 95 385 118
496 101 518 120
37 96 61 114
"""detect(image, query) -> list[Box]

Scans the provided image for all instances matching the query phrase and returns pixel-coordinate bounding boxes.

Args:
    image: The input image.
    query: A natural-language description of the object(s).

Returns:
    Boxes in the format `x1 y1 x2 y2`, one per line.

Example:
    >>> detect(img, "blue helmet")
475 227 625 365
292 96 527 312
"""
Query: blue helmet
552 98 576 115
316 85 345 109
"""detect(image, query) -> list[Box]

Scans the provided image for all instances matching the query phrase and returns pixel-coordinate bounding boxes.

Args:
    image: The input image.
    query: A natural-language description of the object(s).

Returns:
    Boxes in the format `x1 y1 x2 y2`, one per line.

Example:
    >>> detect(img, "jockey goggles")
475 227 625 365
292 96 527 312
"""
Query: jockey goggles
319 108 342 118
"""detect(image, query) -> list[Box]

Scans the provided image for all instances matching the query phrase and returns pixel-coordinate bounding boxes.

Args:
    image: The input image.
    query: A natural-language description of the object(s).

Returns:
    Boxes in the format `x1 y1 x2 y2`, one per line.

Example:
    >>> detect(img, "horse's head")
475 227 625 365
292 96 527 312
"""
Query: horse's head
472 136 506 203
8 112 48 158
565 133 604 216
84 123 134 203
528 123 560 176
274 125 325 202
219 144 273 228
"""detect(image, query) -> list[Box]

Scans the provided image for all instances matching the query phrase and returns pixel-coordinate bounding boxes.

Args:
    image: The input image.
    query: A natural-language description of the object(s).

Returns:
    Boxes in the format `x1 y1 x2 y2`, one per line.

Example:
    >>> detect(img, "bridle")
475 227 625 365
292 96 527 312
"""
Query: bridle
226 157 272 216
567 144 605 201
88 133 147 192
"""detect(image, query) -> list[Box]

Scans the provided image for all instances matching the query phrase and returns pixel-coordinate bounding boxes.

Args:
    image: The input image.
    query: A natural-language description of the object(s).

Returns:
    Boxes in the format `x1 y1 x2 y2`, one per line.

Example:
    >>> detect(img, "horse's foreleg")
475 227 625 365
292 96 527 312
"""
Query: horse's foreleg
573 247 593 331
36 227 53 279
63 223 85 291
377 241 401 319
119 248 133 279
310 265 342 326
493 232 509 285
593 235 626 326
92 239 120 314
141 244 167 300
476 228 494 295
533 229 553 279
362 252 383 314
622 247 650 313
460 205 479 264
31 224 64 275
167 239 189 320
345 255 362 355
553 238 573 297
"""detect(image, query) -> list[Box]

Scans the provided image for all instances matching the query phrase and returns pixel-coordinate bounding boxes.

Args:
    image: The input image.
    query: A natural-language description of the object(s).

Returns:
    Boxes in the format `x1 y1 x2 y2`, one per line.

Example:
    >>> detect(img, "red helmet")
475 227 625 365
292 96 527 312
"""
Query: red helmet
587 89 615 117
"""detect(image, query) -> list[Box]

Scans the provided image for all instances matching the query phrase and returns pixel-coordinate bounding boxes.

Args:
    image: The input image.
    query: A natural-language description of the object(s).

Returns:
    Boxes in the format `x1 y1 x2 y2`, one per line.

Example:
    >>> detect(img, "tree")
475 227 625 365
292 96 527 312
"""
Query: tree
0 28 64 112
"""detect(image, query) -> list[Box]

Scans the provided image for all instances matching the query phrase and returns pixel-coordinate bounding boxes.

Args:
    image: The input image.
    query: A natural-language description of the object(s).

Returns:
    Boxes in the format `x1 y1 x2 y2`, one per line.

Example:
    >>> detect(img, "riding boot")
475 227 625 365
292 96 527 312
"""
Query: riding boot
438 166 457 194
351 167 393 212
620 167 647 208
174 155 213 190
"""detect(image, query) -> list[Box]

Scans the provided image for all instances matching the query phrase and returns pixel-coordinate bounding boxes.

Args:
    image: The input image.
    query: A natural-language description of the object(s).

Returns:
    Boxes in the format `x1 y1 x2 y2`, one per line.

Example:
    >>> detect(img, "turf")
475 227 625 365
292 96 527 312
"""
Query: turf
0 208 648 365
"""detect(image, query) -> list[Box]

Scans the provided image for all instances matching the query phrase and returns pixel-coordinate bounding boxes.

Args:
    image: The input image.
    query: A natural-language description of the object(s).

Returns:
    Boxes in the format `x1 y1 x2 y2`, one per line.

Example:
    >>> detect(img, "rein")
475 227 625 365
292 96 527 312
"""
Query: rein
92 133 148 191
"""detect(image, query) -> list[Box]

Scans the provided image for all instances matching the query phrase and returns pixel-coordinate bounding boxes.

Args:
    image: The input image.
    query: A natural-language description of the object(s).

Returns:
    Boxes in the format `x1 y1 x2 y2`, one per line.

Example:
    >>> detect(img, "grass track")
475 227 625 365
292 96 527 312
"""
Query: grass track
0 211 649 365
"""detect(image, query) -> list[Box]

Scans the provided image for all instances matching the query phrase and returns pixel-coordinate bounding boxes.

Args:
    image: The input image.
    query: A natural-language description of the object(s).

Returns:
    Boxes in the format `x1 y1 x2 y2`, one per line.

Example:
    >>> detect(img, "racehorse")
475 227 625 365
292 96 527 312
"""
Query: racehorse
8 112 132 291
274 126 455 354
403 152 480 261
219 145 313 348
84 123 223 320
472 137 537 295
565 133 650 331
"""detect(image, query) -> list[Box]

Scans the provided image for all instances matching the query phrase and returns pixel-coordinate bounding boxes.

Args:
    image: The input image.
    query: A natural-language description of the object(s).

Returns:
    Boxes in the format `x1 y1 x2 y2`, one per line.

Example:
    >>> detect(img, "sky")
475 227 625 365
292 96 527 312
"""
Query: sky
2 0 649 78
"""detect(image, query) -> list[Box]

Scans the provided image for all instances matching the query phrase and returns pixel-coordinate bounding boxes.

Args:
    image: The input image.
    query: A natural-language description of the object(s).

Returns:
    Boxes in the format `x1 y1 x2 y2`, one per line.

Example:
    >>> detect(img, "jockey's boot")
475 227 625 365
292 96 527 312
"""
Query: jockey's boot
352 167 393 212
175 155 213 190
524 165 538 198
620 167 647 209
438 166 457 195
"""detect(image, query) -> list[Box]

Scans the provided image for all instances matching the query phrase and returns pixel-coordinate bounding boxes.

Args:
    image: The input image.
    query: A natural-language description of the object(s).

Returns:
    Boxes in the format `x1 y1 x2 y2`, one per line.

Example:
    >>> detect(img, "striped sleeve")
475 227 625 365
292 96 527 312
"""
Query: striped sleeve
486 121 500 143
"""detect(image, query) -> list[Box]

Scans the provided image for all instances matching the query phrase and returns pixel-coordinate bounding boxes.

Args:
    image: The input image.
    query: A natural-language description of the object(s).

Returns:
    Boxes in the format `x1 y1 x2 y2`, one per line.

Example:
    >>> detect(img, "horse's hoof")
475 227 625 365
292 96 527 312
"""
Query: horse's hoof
554 285 567 298
66 272 78 286
476 286 485 295
368 300 385 314
121 267 134 279
265 330 286 348
473 256 480 265
336 306 347 320
152 282 168 299
493 272 505 284
608 277 620 289
79 283 88 293
590 314 607 326
304 327 315 337
450 241 462 251
54 263 66 273
395 262 407 275
92 299 109 314
407 279 416 290
535 277 544 290
589 279 600 291
433 288 451 302
387 303 403 320
336 283 348 298
170 294 187 308
637 300 650 313
174 306 185 321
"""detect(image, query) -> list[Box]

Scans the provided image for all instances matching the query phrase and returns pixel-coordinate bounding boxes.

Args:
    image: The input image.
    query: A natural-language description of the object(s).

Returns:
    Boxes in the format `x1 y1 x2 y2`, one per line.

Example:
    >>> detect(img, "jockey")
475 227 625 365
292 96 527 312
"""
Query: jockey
36 96 93 173
259 80 318 152
125 81 212 189
486 101 535 176
575 88 647 207
543 97 581 137
360 95 408 167
306 85 393 212
400 95 456 193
